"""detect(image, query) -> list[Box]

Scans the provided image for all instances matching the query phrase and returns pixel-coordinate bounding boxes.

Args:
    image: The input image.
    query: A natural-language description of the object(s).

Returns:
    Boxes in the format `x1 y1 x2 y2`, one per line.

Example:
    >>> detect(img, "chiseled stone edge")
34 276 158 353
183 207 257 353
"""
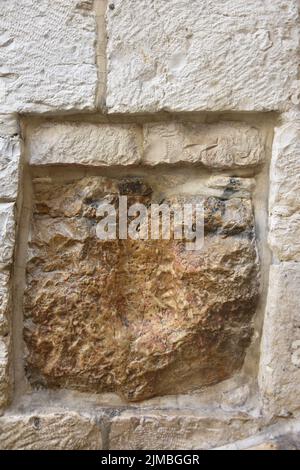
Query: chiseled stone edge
108 410 263 450
142 121 265 168
259 263 300 417
259 111 300 419
217 418 300 450
28 120 266 170
0 136 22 201
28 122 142 167
268 114 300 261
0 412 102 450
0 114 20 410
0 114 20 137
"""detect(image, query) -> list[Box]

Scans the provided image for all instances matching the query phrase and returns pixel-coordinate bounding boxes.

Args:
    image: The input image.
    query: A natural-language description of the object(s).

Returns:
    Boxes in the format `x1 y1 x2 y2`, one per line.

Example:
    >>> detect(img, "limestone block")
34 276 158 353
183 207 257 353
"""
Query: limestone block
24 176 259 401
259 263 300 416
108 410 261 450
0 412 102 450
0 0 98 113
0 337 10 408
269 120 300 261
0 136 21 200
29 122 142 166
106 0 299 113
0 203 15 268
143 122 265 168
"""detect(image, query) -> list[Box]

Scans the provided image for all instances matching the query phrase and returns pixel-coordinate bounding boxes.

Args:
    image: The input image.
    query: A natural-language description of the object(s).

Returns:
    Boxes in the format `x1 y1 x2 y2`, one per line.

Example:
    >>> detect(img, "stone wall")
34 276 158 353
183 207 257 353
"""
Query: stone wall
0 0 299 450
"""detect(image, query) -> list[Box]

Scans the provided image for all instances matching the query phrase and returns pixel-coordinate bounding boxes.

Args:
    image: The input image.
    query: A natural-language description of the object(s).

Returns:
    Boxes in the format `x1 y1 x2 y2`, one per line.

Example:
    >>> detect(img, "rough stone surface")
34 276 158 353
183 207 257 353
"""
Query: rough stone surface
0 136 21 200
108 410 261 450
29 122 142 166
0 203 15 268
24 176 259 402
143 122 265 168
29 121 266 169
246 433 300 450
0 337 10 408
106 0 299 113
269 120 300 261
259 263 300 416
0 412 102 450
0 270 10 337
221 423 300 450
0 114 19 136
0 0 98 113
207 176 256 198
0 270 11 408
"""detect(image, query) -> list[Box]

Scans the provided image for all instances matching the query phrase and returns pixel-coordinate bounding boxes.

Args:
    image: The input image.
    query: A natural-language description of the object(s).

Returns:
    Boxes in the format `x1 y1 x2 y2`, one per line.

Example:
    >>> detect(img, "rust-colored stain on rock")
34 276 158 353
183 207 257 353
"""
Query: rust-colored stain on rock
24 177 259 401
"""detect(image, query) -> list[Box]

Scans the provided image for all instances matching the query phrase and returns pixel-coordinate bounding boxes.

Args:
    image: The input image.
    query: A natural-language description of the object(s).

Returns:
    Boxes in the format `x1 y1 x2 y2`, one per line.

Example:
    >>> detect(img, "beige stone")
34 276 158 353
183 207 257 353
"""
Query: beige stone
246 439 298 450
143 122 265 168
259 263 300 417
207 176 256 198
106 0 299 113
245 430 300 450
0 270 10 337
0 114 19 136
109 410 261 450
0 412 102 450
0 203 15 268
269 120 300 261
0 0 98 113
29 122 142 166
24 176 259 401
0 136 21 200
0 337 10 408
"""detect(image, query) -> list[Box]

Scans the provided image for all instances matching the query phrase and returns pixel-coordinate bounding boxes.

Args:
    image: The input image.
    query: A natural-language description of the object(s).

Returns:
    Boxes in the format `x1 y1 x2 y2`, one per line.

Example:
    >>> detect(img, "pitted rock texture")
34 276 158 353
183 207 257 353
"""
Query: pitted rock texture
106 0 299 113
0 0 98 113
0 412 102 450
25 176 259 401
29 122 142 166
143 122 265 168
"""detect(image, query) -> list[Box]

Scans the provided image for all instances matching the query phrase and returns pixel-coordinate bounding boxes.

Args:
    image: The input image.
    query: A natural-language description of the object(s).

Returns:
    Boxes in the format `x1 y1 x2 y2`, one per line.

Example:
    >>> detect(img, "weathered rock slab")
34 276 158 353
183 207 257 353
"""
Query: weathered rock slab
0 203 15 268
143 122 265 168
246 433 300 450
0 336 10 408
25 176 259 401
108 410 261 450
259 263 300 416
0 270 10 337
0 412 102 450
29 122 142 166
107 0 299 113
29 121 266 169
0 0 98 113
269 120 300 261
